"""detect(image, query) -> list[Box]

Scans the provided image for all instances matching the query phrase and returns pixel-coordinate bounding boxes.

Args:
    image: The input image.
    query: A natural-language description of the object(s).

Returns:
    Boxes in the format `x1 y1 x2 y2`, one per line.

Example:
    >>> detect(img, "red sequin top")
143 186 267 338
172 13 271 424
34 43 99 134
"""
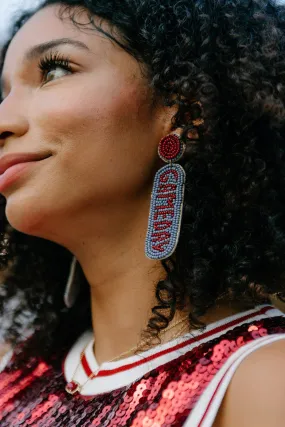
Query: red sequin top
0 305 285 426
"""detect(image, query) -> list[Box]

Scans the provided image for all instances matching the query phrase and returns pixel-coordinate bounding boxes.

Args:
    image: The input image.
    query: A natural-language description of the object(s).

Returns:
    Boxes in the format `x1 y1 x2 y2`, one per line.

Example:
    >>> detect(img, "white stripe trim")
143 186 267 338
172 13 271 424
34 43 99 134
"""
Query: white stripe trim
183 334 285 426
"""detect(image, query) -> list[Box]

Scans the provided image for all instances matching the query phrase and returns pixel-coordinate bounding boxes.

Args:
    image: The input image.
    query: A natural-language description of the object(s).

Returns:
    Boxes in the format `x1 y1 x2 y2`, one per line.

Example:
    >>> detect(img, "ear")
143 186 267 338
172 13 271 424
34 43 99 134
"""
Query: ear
155 102 181 138
154 98 203 141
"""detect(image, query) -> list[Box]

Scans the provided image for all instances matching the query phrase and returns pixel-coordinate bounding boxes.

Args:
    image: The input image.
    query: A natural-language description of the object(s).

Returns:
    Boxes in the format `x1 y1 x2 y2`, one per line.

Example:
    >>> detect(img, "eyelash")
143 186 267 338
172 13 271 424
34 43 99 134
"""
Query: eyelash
38 51 72 82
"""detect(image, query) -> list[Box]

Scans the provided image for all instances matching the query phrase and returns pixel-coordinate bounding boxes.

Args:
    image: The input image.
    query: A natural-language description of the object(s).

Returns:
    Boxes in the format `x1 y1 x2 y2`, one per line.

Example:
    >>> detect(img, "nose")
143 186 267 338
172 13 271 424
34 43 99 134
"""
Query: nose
0 91 29 146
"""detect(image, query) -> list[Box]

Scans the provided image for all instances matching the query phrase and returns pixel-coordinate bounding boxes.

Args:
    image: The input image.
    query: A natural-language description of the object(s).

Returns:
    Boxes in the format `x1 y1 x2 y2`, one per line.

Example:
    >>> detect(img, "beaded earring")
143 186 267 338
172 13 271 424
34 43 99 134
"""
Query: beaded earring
145 133 186 260
64 255 80 308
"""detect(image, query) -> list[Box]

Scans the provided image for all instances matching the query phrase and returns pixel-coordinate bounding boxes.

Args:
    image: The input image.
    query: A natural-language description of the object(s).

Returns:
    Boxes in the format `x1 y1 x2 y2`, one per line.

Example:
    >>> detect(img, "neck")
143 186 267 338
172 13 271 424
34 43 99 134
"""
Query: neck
89 255 164 365
62 196 169 365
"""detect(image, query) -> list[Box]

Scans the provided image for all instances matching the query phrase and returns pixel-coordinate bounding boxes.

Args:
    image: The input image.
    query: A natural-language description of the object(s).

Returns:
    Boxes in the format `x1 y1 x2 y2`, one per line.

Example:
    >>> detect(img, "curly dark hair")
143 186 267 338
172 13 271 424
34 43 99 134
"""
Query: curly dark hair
0 0 285 364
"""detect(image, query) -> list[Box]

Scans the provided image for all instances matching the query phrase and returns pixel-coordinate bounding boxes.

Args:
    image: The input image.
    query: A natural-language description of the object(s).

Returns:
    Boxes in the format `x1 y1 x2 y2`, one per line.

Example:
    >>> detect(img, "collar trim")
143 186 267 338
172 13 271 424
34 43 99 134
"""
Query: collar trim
81 305 273 378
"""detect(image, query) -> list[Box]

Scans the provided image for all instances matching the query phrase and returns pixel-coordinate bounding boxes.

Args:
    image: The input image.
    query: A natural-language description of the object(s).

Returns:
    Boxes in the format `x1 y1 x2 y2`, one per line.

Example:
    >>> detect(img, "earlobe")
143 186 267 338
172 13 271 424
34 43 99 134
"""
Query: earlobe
157 99 204 141
161 105 179 136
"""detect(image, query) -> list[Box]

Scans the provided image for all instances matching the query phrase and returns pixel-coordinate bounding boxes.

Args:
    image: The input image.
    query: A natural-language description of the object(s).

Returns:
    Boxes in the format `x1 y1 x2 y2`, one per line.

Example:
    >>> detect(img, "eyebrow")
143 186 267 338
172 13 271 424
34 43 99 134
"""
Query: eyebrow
1 38 90 96
25 37 91 61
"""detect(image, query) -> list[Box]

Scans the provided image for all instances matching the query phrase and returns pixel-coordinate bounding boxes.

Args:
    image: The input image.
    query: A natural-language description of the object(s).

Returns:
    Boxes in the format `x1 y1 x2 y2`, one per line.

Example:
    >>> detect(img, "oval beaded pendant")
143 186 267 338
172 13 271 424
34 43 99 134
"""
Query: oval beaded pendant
145 164 186 260
158 134 185 163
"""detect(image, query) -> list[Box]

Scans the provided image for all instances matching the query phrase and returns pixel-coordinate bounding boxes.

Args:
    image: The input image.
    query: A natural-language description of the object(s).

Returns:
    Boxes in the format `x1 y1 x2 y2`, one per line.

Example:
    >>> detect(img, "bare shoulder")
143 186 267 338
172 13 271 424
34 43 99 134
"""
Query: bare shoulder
214 338 285 427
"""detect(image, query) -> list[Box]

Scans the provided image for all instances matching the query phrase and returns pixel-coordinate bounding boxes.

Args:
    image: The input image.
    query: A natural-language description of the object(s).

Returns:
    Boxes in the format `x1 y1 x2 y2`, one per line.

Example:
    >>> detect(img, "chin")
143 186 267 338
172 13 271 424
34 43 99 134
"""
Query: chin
5 191 50 237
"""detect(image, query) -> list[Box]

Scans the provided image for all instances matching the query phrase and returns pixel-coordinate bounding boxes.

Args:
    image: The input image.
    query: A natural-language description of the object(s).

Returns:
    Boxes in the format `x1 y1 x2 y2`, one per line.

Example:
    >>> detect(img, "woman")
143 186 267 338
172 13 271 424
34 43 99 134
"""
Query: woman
0 0 285 425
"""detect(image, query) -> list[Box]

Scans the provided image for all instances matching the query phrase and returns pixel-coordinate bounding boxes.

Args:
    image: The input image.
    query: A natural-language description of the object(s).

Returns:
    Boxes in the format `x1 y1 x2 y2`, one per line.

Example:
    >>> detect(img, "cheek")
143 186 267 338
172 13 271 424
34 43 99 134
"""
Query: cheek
30 79 157 199
34 75 151 133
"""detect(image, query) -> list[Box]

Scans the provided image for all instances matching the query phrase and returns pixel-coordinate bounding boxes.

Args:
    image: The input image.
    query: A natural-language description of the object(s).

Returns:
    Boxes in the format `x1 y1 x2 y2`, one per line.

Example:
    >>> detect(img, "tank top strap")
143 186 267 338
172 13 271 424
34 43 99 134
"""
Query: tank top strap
183 333 285 427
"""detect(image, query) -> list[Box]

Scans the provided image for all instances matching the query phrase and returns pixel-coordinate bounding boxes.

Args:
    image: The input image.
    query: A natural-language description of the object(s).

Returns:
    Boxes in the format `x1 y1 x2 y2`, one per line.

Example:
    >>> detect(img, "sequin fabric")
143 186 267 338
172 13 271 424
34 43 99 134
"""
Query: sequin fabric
1 316 285 426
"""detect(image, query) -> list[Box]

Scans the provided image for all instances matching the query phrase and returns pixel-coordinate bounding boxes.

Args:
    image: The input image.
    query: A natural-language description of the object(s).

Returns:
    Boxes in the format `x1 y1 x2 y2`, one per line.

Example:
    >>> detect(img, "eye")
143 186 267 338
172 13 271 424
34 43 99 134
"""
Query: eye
38 52 72 84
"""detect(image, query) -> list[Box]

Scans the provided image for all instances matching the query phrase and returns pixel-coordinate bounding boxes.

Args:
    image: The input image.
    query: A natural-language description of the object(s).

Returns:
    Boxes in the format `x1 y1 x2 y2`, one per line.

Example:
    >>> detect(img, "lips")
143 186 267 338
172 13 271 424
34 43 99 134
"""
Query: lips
0 152 51 175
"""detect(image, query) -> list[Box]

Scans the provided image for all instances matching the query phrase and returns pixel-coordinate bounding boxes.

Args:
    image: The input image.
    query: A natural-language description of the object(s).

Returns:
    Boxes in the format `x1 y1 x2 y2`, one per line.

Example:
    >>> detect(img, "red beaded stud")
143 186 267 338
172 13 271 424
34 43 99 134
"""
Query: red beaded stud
158 134 185 163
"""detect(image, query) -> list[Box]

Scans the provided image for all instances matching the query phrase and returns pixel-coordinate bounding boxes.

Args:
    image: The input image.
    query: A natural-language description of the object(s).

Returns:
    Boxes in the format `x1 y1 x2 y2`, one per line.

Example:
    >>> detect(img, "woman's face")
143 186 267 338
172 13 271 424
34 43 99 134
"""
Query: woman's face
0 5 172 247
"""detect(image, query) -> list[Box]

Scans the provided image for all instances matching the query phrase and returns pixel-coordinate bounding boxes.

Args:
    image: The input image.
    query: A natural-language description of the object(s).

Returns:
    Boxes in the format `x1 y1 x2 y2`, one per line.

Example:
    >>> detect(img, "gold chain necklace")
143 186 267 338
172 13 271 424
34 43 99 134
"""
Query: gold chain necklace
65 314 189 395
